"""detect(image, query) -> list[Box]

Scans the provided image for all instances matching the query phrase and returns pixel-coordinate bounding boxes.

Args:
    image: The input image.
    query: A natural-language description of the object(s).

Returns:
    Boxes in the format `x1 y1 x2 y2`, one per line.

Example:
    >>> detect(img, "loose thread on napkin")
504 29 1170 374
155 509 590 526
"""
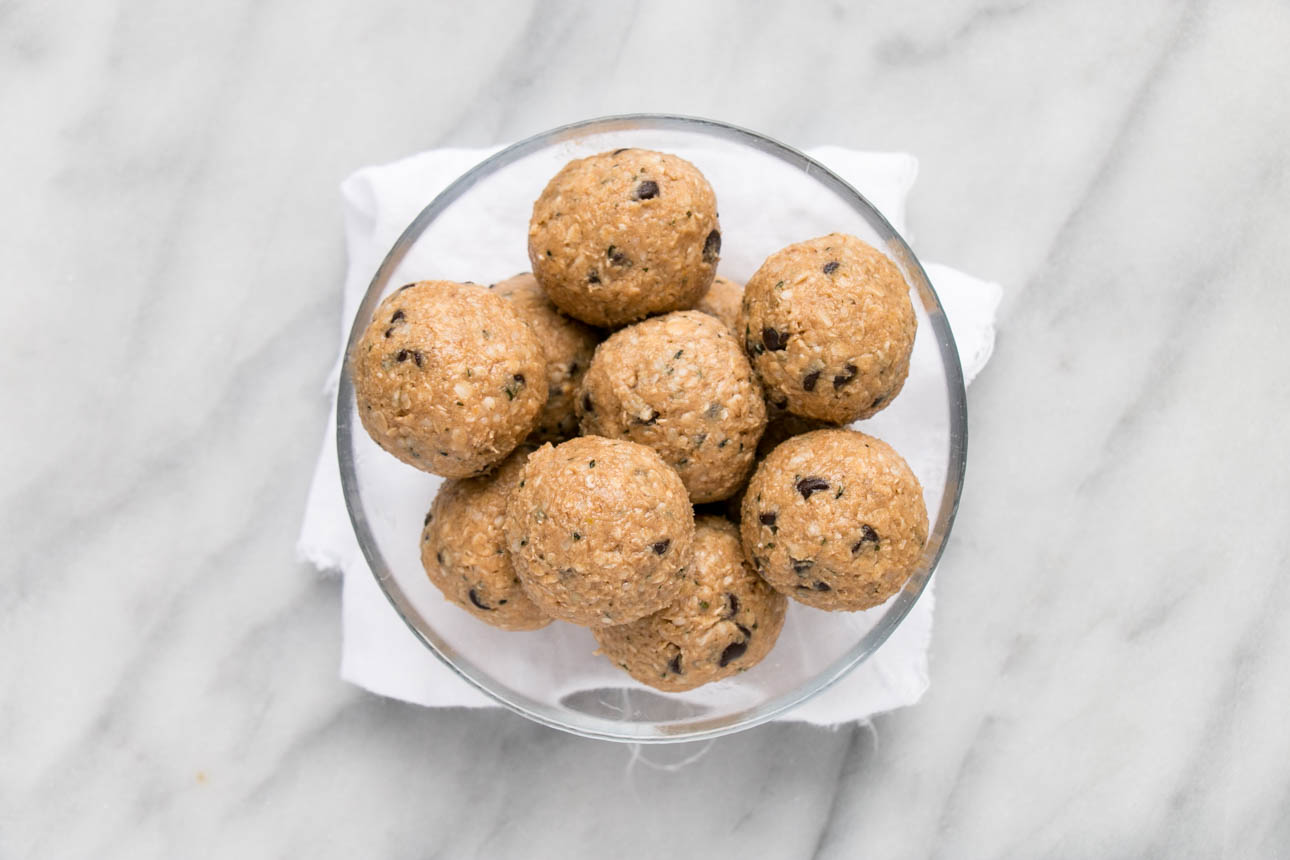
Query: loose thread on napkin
624 740 717 776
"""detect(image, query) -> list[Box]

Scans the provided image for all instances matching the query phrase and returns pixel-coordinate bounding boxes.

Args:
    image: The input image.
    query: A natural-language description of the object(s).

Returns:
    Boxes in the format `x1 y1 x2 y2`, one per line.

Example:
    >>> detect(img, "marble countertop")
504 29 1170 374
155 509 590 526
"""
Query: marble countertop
5 1 1289 856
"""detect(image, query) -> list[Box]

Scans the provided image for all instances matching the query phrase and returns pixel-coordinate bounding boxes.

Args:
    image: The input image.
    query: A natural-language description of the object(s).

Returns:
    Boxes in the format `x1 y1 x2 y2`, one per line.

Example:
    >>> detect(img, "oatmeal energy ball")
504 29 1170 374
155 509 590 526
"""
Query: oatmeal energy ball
578 310 767 503
694 274 744 335
742 233 916 423
504 436 695 626
420 447 550 631
491 272 600 442
529 148 721 327
594 517 787 692
740 428 928 611
353 280 547 478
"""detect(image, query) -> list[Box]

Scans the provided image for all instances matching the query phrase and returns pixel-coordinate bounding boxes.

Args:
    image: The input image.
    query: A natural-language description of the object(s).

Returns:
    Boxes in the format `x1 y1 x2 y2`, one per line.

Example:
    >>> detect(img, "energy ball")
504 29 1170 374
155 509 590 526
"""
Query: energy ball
694 274 744 335
578 310 767 503
504 436 695 626
742 233 916 423
594 517 786 692
492 272 600 442
528 148 721 327
740 428 928 611
352 281 547 478
420 447 550 631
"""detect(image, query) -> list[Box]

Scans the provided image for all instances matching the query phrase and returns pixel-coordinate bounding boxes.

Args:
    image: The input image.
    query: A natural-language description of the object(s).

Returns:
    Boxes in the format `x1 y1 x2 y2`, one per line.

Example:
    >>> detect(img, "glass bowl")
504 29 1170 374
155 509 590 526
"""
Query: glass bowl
338 114 967 742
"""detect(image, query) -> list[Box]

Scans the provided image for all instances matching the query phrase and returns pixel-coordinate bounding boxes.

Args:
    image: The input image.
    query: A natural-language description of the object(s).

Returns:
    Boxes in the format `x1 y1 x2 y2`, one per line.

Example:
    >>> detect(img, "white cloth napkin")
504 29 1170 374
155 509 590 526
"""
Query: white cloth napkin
298 145 1002 725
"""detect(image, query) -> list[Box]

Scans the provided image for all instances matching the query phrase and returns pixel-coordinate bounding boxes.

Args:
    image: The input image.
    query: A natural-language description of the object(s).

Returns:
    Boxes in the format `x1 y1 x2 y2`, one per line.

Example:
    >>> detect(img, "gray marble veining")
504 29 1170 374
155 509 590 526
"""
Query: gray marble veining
3 0 1289 857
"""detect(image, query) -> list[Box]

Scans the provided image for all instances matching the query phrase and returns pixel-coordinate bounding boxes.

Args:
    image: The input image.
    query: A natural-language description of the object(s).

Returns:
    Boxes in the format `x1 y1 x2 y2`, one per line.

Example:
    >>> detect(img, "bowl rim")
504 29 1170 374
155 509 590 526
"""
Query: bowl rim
337 113 968 742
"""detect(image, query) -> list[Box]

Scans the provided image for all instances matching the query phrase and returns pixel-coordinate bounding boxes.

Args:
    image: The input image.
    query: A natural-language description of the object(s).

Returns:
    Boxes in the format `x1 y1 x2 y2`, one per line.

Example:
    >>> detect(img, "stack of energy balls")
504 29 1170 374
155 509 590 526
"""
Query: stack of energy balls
352 148 929 692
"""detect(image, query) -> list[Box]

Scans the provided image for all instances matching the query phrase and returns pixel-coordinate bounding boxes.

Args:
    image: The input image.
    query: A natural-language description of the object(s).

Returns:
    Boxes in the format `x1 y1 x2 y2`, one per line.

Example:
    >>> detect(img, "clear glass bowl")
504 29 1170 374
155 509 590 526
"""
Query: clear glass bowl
338 115 967 742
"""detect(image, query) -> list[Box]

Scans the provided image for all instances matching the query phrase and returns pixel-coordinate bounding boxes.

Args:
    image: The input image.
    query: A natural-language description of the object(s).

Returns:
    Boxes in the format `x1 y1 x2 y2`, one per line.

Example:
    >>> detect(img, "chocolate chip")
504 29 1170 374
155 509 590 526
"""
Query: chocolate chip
668 653 683 674
588 270 600 284
814 581 831 592
395 282 416 293
871 394 886 410
791 557 814 574
761 327 789 351
724 593 740 618
424 511 432 526
436 550 445 565
736 623 752 639
702 230 721 264
390 309 405 323
851 525 880 554
612 147 629 155
396 349 410 362
823 261 840 275
796 476 830 500
634 180 659 200
607 245 632 267
802 370 820 392
412 350 423 367
582 392 594 413
651 539 670 555
758 511 777 529
719 640 747 667
468 589 493 611
384 327 394 338
833 363 858 389
504 374 525 399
